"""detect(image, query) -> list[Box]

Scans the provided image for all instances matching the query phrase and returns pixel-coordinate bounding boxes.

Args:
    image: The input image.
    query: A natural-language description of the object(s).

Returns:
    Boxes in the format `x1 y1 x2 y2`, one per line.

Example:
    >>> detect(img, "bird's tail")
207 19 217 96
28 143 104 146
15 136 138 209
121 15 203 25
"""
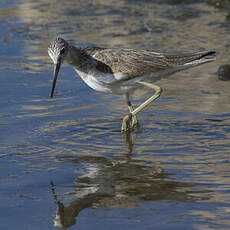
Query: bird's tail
163 51 216 74
182 51 216 67
151 51 216 80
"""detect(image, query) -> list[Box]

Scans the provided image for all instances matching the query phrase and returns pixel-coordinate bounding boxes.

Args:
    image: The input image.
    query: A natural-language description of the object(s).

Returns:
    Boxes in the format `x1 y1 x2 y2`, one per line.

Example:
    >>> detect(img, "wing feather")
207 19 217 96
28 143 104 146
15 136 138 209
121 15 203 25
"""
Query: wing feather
84 48 169 78
82 47 215 79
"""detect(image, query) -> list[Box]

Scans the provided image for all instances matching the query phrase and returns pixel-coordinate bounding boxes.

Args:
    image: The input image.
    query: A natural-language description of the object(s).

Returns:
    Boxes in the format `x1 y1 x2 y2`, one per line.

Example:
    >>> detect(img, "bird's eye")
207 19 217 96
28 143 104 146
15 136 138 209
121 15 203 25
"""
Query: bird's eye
60 48 65 55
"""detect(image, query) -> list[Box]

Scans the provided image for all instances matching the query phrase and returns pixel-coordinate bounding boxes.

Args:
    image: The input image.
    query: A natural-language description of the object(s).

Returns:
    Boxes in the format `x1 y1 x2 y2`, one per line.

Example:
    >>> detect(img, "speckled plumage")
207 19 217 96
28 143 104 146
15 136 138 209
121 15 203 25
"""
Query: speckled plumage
88 48 215 78
68 45 215 80
48 37 215 93
48 37 216 131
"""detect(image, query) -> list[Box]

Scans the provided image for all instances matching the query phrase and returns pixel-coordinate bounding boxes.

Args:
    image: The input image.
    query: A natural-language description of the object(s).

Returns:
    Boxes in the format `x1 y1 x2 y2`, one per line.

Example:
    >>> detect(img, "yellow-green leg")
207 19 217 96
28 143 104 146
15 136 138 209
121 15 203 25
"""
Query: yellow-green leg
126 93 139 128
121 81 162 132
121 93 138 132
128 104 138 128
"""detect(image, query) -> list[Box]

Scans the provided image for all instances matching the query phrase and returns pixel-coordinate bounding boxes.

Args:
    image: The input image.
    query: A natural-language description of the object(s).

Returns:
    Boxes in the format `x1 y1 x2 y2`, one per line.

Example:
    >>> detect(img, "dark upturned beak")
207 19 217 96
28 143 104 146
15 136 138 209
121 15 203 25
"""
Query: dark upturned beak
50 62 61 98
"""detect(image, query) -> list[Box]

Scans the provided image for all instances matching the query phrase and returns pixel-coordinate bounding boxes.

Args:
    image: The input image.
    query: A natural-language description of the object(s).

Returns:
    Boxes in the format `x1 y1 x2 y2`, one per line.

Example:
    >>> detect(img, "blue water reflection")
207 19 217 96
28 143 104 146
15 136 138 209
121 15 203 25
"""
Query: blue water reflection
1 0 230 230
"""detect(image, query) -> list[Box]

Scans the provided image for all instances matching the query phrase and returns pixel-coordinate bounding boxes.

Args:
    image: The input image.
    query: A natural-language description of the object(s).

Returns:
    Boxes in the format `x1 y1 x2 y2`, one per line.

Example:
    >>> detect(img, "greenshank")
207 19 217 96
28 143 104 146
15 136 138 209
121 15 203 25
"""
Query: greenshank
48 37 216 132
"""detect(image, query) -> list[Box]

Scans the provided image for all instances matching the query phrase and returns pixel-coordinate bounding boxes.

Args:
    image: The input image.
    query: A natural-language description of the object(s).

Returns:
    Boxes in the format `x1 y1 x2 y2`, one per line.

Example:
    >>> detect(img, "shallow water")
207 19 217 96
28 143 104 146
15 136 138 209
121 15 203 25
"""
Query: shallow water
1 0 230 229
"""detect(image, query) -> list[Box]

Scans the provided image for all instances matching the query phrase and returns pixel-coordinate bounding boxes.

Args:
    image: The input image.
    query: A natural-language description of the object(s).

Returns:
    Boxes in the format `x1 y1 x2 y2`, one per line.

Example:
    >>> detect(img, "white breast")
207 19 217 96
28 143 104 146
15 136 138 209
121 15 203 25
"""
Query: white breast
74 69 114 93
74 68 139 95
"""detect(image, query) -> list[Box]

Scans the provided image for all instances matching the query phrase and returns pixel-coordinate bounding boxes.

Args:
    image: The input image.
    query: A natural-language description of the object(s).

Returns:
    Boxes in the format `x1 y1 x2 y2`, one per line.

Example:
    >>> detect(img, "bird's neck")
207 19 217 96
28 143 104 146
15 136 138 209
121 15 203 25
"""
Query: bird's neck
66 46 92 72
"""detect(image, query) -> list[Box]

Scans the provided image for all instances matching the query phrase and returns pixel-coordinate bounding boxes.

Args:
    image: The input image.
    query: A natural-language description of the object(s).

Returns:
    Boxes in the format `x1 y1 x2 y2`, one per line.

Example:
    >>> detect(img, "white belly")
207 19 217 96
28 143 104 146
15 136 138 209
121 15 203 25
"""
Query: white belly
74 69 113 93
74 69 136 95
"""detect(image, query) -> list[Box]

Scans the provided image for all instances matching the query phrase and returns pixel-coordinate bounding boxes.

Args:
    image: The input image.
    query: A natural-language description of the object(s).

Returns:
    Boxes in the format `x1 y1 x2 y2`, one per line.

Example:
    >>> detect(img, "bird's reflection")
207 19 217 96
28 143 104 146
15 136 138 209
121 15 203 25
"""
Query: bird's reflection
51 131 196 229
51 181 110 228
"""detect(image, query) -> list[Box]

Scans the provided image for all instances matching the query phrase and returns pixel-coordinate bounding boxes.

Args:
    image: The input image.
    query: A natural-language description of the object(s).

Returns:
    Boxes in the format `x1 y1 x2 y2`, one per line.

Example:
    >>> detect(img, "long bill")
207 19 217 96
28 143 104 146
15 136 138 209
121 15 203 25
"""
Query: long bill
50 62 61 98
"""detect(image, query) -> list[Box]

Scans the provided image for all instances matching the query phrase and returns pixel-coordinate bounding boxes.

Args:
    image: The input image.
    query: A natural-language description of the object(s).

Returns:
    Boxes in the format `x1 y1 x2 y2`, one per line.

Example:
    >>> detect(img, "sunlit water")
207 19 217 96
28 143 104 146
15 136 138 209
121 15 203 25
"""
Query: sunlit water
1 0 230 229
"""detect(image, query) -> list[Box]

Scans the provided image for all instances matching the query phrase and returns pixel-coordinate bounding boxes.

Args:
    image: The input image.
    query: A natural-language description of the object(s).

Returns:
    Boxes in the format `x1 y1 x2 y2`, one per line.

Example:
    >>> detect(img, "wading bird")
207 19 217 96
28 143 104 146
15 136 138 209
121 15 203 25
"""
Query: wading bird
48 37 216 132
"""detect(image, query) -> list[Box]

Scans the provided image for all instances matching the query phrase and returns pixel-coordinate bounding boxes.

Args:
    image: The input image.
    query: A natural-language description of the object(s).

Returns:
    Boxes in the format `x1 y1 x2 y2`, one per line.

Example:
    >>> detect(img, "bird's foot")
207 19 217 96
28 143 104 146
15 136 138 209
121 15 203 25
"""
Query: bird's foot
131 115 138 129
121 115 130 132
121 114 138 132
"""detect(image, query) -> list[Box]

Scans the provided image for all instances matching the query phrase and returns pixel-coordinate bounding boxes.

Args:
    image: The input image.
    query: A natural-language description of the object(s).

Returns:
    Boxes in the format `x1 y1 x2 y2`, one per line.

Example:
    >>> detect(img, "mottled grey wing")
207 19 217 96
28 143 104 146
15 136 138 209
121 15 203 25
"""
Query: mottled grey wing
84 47 215 79
163 51 216 65
87 48 170 78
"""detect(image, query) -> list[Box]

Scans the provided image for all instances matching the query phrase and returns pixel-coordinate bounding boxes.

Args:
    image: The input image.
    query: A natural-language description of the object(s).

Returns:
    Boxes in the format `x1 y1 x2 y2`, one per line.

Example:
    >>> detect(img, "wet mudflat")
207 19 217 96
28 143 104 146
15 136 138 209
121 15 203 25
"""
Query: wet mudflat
1 0 230 229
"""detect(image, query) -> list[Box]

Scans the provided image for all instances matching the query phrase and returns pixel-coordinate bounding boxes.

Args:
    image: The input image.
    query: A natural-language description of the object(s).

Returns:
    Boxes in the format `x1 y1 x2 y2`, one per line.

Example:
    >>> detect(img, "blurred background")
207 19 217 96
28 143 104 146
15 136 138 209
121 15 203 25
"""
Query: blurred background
1 0 230 229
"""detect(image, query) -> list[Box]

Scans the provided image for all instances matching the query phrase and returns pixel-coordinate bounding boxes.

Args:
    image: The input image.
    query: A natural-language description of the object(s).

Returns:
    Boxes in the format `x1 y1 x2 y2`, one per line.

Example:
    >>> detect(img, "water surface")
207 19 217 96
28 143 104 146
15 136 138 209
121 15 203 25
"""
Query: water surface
1 0 230 229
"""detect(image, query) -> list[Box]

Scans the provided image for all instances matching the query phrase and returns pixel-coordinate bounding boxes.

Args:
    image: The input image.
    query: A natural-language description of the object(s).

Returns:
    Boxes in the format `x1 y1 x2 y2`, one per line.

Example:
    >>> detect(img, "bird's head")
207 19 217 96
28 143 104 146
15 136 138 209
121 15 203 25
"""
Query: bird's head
48 37 69 98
